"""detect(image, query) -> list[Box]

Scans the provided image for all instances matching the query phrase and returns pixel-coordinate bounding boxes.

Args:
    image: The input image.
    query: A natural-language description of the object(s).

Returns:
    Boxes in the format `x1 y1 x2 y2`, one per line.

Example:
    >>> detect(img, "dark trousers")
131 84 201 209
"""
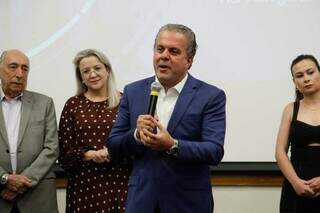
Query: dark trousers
154 204 161 213
11 201 20 213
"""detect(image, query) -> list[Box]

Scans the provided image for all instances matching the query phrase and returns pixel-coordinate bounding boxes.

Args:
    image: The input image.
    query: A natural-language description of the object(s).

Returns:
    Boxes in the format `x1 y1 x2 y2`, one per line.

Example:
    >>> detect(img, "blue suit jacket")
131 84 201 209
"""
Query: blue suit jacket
108 74 226 213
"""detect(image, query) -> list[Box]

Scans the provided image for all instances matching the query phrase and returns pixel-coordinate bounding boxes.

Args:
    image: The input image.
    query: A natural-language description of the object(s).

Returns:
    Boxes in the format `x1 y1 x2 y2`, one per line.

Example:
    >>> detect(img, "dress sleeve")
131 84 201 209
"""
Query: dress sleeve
58 98 91 173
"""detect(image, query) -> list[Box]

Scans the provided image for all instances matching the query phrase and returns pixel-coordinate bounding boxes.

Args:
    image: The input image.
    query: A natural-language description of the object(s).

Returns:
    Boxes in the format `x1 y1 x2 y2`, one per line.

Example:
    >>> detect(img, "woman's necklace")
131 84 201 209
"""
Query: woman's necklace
302 101 320 111
84 93 108 102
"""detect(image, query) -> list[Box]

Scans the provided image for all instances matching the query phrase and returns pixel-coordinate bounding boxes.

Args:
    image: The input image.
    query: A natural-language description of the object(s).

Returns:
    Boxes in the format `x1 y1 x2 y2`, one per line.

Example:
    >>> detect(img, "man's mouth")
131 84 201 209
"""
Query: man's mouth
11 82 23 85
158 64 170 69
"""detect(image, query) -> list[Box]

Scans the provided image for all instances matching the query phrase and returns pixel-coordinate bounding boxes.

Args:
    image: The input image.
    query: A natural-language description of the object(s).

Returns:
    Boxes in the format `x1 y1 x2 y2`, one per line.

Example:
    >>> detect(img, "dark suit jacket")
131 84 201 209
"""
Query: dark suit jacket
108 75 226 213
0 90 59 213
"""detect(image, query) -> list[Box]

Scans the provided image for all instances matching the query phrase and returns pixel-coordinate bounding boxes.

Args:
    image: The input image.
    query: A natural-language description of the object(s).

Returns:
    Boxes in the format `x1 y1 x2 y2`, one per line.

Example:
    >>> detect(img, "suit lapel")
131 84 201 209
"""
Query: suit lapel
18 91 33 146
0 103 9 145
167 75 199 134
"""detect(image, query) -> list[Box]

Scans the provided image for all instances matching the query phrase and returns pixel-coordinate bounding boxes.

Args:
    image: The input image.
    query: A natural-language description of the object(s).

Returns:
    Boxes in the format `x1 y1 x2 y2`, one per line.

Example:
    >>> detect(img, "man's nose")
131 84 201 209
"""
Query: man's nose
160 49 169 59
15 67 24 78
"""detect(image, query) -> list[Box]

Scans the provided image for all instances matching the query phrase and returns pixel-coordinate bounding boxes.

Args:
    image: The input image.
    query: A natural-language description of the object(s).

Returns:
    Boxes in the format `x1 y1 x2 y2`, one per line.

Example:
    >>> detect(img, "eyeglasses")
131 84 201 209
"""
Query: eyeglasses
80 66 105 76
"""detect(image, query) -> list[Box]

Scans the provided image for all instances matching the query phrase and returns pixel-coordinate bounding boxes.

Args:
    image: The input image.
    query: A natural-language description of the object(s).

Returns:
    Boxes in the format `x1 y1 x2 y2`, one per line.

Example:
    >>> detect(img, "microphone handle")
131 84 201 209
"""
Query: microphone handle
147 95 158 116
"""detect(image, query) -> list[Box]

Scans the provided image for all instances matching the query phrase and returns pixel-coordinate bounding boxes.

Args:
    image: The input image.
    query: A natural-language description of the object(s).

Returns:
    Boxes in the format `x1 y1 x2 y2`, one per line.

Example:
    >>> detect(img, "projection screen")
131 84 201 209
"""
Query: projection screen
0 0 319 162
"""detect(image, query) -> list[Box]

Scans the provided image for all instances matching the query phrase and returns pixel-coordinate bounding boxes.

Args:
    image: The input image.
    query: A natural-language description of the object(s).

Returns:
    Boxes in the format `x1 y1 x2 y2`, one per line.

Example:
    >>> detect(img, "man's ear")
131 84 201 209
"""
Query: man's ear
187 57 193 70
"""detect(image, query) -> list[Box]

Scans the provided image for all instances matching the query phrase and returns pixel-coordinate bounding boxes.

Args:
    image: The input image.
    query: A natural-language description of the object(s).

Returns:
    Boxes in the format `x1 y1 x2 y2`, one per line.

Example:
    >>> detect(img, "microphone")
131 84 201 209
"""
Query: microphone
147 82 161 116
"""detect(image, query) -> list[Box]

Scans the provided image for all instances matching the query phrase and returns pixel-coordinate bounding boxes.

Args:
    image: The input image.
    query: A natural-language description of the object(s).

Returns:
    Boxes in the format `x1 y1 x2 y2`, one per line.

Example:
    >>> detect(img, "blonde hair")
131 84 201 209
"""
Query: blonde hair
73 49 121 109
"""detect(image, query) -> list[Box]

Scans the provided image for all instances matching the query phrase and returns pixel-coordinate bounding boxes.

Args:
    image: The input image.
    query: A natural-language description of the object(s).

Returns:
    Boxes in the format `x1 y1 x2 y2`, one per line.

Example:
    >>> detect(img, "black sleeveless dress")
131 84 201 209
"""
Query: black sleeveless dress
280 101 320 213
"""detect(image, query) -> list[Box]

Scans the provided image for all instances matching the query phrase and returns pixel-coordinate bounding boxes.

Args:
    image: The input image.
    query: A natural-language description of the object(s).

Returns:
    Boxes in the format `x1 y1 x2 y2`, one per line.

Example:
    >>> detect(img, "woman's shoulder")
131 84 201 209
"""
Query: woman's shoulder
64 94 85 107
282 102 296 121
284 102 294 110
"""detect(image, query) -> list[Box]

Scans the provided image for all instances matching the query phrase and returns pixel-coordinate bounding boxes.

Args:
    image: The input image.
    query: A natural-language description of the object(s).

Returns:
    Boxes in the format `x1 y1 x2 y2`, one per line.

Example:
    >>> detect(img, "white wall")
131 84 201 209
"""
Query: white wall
57 189 66 213
213 186 280 213
57 186 281 213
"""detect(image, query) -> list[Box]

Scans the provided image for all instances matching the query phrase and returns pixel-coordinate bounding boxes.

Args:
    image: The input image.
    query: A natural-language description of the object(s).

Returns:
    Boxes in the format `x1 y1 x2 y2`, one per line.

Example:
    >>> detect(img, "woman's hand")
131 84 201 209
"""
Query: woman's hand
292 178 315 197
84 146 110 163
307 177 320 197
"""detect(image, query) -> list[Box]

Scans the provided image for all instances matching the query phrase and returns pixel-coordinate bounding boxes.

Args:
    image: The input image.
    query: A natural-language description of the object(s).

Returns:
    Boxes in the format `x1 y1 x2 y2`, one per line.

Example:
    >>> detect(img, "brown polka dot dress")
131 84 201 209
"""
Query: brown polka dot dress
58 94 131 213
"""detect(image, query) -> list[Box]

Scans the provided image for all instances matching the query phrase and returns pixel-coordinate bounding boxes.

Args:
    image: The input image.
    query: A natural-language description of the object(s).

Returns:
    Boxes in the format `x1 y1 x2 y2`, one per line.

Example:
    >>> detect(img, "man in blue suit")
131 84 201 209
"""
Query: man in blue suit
108 24 226 213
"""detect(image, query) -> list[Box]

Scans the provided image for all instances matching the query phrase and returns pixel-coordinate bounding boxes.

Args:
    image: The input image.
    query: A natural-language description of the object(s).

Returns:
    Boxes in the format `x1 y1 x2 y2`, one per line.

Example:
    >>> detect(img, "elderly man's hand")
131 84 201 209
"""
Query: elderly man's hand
6 174 32 193
1 188 18 201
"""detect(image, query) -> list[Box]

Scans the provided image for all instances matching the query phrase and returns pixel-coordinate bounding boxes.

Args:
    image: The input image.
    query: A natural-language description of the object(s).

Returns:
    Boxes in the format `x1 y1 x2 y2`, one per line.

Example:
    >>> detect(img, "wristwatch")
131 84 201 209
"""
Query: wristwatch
0 174 9 185
168 139 179 156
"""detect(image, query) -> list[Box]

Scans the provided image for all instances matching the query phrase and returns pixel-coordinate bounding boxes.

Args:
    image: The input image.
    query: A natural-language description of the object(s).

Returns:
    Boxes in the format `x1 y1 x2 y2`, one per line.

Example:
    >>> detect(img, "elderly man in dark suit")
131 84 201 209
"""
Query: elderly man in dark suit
0 49 59 213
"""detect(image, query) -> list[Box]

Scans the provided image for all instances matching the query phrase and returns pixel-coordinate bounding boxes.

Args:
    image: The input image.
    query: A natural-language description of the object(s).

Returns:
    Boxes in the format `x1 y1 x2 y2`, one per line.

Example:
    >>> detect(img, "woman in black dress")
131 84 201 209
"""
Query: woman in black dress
59 49 131 212
276 54 320 213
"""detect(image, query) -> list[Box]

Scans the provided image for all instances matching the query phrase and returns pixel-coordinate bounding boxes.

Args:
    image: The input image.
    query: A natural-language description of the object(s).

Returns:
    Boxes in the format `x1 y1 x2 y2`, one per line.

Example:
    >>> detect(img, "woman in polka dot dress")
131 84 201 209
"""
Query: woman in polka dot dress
59 49 131 213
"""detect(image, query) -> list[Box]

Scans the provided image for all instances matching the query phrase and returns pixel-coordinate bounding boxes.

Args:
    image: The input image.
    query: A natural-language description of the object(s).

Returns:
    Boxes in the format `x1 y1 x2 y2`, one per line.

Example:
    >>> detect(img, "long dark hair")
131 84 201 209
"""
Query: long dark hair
290 54 320 101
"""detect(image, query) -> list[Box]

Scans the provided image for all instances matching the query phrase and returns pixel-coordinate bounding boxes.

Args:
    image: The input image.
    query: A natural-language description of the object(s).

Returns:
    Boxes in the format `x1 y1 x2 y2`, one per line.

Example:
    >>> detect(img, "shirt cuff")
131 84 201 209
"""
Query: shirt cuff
133 129 142 144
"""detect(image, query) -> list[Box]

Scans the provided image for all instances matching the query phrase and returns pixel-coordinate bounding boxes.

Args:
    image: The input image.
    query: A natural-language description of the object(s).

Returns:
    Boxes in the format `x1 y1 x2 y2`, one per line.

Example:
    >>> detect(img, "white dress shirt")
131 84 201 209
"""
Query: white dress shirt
0 87 22 173
155 74 188 128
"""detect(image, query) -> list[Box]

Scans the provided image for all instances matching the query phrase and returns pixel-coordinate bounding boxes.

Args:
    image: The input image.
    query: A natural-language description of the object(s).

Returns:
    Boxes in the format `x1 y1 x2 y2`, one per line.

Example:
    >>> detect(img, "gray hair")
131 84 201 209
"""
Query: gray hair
155 24 198 59
73 49 121 109
0 51 8 67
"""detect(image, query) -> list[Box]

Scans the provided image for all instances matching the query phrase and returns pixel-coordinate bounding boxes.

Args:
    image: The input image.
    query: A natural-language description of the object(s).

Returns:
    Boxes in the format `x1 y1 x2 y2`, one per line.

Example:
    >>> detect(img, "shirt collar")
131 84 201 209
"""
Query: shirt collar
156 73 188 94
0 87 5 101
0 86 23 102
